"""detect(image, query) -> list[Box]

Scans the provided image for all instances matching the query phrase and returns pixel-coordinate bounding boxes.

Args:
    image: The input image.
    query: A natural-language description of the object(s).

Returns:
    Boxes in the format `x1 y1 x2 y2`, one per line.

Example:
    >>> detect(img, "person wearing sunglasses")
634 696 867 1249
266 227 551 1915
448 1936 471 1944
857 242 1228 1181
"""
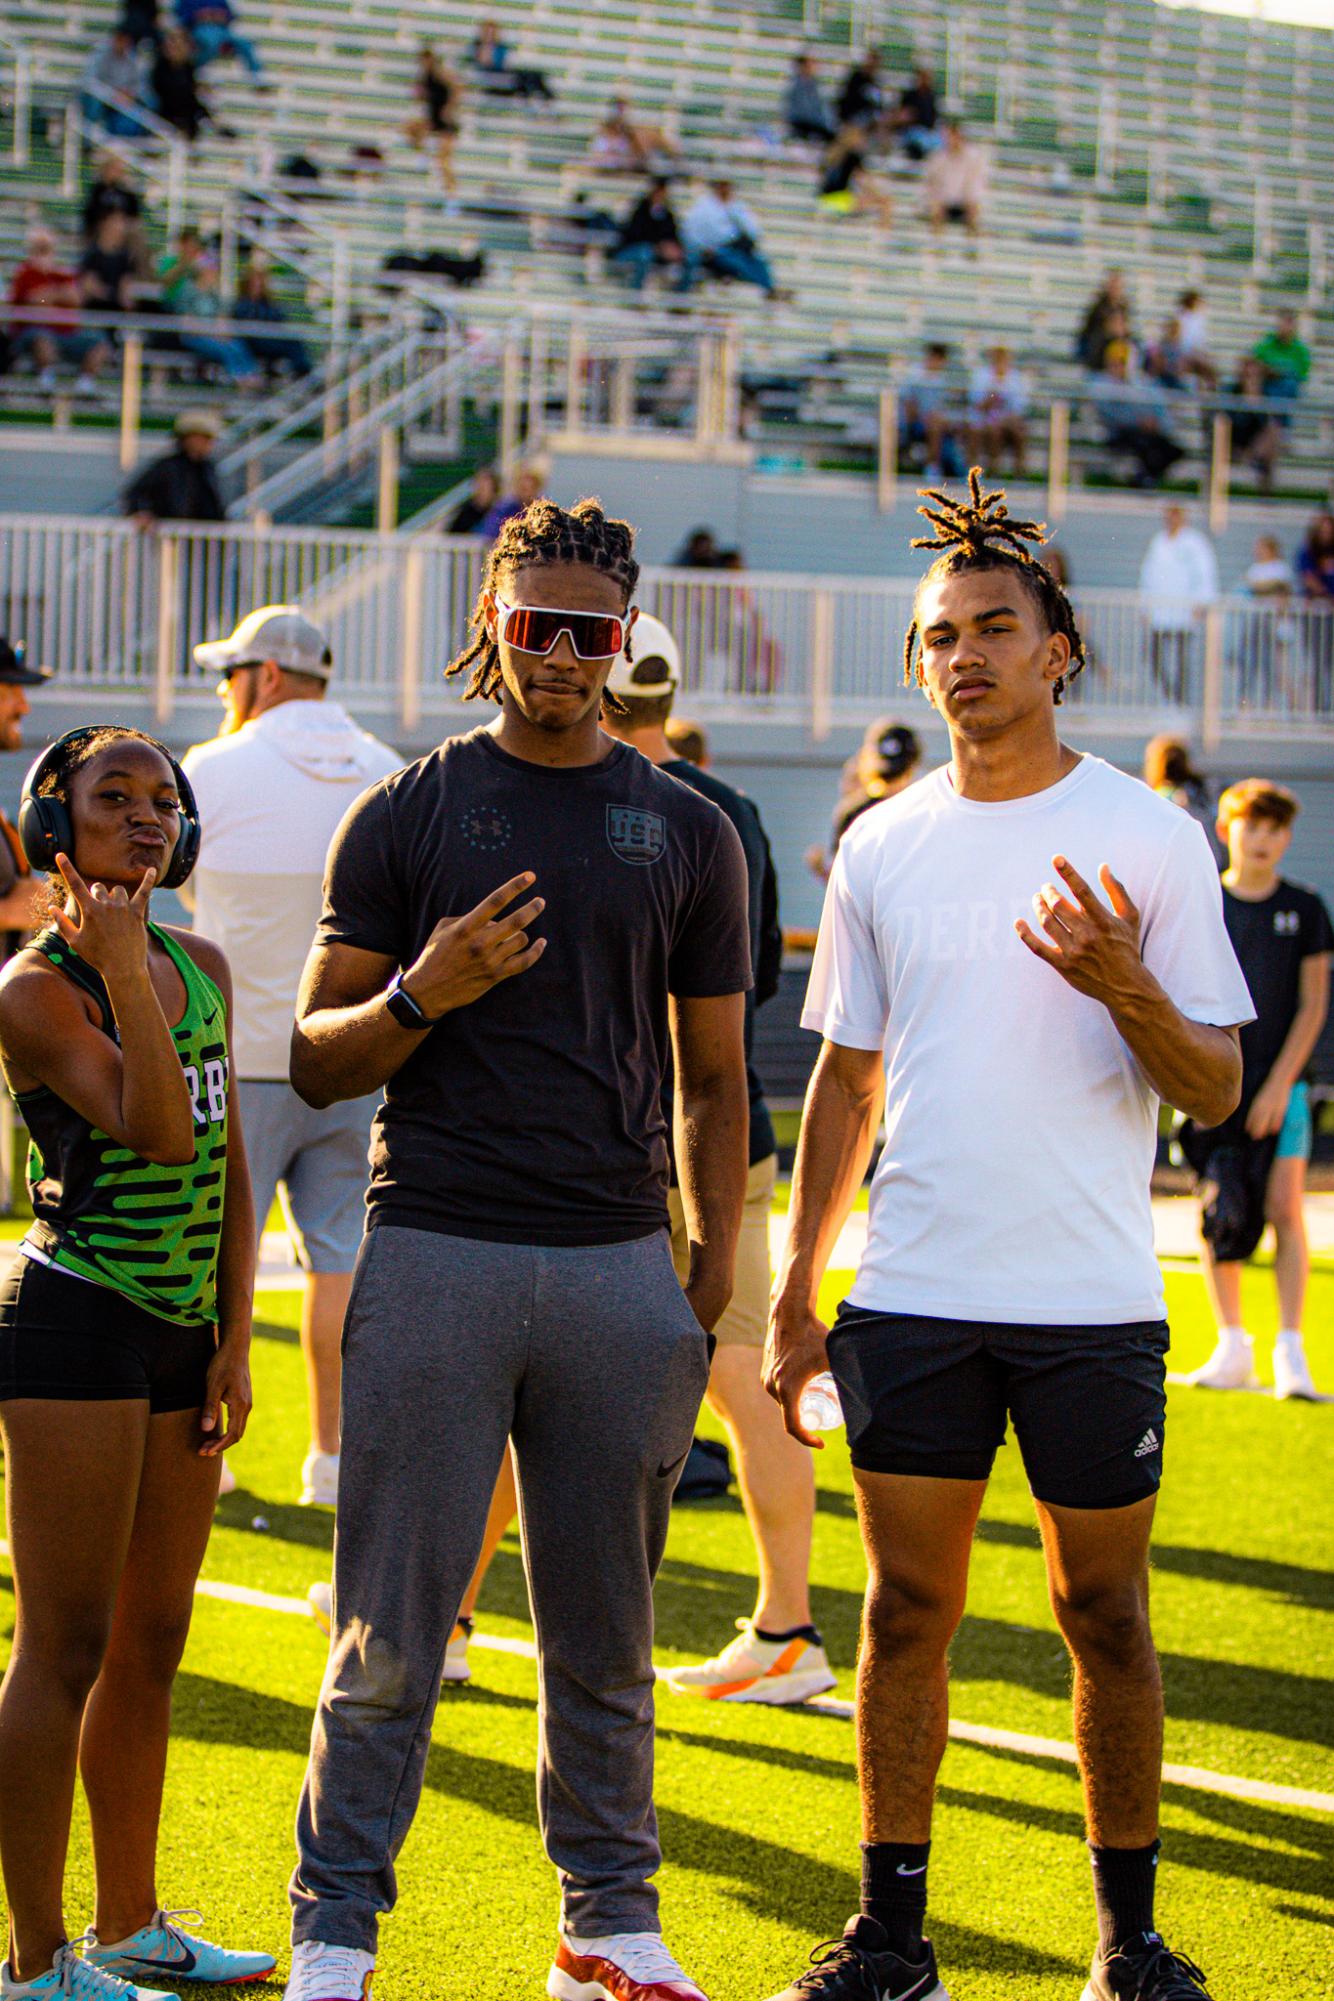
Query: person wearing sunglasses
283 496 751 2001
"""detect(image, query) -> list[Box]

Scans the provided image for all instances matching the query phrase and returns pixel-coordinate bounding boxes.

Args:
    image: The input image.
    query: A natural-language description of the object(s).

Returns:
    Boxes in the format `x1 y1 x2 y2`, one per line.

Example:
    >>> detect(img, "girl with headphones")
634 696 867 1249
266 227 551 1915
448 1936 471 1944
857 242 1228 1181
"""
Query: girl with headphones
0 727 274 2001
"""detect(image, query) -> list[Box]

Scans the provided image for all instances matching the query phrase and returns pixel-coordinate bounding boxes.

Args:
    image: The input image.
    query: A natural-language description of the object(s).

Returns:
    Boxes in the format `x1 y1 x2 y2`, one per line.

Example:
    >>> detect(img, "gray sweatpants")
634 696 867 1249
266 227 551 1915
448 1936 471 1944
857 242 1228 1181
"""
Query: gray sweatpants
290 1222 710 1949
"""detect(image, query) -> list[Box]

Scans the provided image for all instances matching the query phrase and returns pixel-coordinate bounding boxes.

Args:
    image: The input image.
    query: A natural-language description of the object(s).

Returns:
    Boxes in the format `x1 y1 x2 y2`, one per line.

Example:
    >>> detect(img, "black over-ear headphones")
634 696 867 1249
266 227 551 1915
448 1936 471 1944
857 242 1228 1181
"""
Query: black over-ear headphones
18 726 202 890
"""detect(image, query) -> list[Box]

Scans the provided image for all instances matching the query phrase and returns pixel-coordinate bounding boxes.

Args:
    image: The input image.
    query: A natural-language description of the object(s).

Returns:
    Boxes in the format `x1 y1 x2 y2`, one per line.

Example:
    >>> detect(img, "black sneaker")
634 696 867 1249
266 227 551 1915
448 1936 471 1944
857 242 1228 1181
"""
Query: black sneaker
1082 1932 1212 2000
766 1915 947 2001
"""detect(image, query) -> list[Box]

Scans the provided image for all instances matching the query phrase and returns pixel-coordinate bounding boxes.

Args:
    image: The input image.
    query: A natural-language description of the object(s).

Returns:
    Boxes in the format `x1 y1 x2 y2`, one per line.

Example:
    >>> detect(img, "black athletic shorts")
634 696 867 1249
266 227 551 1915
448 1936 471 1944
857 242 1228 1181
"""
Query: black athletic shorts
0 1254 216 1412
826 1305 1169 1510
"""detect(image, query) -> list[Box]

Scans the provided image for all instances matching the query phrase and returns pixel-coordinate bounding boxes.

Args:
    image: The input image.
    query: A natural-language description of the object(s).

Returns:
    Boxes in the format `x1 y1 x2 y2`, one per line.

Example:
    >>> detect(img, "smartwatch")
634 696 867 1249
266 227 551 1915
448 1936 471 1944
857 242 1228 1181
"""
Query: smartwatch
385 972 435 1030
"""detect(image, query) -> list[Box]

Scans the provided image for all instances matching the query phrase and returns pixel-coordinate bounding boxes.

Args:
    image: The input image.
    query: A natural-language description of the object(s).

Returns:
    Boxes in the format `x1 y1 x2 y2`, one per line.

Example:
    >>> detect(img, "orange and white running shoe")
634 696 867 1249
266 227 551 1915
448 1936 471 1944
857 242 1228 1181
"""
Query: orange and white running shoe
548 1933 707 2001
663 1621 836 1706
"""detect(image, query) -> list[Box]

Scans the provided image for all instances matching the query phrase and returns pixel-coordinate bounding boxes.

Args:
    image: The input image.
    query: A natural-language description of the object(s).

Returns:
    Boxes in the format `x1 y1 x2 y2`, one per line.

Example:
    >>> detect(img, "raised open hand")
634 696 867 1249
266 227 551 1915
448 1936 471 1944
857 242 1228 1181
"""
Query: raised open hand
1014 855 1147 1007
51 853 157 986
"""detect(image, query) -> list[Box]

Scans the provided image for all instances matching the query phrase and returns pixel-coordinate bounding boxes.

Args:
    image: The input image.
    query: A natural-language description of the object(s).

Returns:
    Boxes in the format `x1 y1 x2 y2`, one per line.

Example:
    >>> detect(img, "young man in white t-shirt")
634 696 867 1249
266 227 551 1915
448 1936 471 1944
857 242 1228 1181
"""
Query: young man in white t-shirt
764 475 1252 2001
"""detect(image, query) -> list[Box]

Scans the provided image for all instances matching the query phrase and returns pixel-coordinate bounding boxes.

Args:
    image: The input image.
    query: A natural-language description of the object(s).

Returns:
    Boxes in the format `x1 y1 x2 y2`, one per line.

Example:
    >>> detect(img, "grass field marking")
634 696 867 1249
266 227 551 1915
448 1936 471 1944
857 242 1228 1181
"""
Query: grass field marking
9 1542 1328 1822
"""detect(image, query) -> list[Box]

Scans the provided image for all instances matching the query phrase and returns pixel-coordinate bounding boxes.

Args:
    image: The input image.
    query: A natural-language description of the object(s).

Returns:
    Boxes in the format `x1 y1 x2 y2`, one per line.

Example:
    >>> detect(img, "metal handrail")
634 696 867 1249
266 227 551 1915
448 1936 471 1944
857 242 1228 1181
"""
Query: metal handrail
219 328 429 489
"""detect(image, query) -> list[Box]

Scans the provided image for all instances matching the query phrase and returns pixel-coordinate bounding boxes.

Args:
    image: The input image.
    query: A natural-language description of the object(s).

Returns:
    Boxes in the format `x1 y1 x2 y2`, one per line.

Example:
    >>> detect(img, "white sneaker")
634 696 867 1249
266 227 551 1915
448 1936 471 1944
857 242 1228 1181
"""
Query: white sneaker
300 1450 339 1508
283 1943 374 2001
549 1933 706 2001
441 1617 472 1684
307 1581 332 1634
1272 1335 1318 1401
1188 1331 1254 1390
663 1619 837 1706
1 1940 178 2001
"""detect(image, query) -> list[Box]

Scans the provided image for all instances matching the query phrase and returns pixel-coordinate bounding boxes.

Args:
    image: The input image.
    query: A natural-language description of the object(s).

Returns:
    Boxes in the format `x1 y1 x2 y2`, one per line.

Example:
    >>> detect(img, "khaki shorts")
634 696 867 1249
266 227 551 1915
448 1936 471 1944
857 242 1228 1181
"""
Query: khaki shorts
668 1151 777 1349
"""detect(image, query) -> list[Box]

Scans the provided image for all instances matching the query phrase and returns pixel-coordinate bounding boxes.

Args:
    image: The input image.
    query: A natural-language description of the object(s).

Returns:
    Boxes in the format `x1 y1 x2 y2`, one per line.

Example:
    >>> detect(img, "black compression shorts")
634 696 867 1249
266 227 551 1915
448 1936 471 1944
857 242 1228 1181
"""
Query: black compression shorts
826 1305 1169 1510
0 1254 216 1412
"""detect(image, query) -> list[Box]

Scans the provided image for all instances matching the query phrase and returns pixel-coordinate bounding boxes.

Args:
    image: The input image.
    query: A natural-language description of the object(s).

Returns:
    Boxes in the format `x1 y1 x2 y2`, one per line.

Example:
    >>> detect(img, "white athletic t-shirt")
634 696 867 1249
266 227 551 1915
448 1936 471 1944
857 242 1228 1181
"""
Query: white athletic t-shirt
802 755 1254 1325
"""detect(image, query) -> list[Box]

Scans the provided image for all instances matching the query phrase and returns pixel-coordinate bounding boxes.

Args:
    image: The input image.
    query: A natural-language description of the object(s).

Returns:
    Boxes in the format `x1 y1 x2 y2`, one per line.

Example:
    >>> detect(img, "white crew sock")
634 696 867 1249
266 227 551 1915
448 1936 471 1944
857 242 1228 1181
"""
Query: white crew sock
1216 1325 1249 1348
1276 1328 1304 1347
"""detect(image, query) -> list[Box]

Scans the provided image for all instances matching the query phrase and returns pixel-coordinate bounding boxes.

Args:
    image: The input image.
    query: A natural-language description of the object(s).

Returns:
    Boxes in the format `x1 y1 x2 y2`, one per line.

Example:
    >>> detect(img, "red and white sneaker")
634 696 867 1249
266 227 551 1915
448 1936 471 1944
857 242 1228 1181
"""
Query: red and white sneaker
548 1933 708 2001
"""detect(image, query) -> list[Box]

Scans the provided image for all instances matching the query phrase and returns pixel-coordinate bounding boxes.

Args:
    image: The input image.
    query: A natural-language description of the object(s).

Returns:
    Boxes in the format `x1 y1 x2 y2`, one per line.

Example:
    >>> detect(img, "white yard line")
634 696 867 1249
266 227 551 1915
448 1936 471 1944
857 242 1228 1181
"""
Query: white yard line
5 1547 1323 1819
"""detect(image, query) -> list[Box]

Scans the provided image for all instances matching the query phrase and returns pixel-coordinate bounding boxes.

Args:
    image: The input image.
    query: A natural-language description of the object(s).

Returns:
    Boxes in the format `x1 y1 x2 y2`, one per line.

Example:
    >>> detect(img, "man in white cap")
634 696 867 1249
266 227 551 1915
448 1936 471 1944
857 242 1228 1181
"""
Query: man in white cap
603 616 834 1704
182 606 401 1502
123 408 226 525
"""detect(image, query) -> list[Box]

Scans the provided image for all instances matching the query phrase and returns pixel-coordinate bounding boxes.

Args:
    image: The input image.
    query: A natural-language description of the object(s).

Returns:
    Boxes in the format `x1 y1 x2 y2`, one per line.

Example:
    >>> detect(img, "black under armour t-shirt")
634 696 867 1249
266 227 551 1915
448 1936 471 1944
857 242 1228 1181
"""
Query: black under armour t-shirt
316 726 752 1245
1222 878 1333 1102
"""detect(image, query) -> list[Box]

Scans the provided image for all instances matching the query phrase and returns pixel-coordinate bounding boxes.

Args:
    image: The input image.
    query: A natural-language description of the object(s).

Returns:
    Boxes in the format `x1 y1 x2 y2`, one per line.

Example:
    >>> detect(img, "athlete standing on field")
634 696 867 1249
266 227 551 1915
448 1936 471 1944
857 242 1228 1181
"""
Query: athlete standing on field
283 500 751 2001
0 727 273 2001
764 476 1252 2001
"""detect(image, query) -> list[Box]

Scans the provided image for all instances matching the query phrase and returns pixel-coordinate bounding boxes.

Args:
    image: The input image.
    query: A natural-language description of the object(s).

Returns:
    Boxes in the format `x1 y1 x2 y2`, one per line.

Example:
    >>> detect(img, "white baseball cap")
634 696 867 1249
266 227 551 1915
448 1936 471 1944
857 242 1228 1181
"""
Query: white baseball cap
193 605 333 678
605 612 680 700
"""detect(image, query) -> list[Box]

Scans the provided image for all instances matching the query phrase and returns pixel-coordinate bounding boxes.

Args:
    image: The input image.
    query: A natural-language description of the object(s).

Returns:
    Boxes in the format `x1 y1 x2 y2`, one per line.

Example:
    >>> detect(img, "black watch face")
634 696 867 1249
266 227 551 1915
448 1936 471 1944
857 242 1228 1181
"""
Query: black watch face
388 982 430 1029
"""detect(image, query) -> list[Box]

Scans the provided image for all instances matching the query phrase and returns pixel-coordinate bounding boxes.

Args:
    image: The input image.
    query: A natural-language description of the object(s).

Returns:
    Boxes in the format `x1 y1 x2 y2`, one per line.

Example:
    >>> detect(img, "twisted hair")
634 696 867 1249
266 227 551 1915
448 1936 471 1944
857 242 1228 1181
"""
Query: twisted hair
36 726 172 805
448 495 640 714
902 467 1086 705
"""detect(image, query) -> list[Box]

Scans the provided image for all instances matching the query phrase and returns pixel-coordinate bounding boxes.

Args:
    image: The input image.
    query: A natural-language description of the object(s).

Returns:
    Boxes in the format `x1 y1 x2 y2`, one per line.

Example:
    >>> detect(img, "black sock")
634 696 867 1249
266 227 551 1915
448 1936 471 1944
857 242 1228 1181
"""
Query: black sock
859 1841 930 1960
1089 1839 1160 1957
753 1623 822 1646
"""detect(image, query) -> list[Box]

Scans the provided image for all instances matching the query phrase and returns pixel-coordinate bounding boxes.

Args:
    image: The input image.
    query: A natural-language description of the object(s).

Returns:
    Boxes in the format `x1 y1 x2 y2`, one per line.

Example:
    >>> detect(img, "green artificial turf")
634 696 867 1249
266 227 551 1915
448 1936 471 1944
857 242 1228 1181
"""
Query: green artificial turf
1 1255 1331 1999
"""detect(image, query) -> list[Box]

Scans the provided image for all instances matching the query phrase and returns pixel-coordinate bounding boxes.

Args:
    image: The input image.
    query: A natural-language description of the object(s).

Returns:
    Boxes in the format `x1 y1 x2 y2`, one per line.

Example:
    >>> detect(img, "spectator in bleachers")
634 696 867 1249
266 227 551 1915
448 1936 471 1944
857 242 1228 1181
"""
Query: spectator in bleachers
900 341 965 480
81 25 147 138
477 461 545 541
817 125 894 229
783 54 835 145
7 226 112 395
836 50 884 135
159 224 206 307
123 408 225 523
892 65 941 158
235 262 312 378
674 526 720 567
81 152 152 280
174 0 265 78
683 179 777 298
1297 512 1334 714
1175 288 1217 388
1143 315 1190 392
1139 503 1219 706
1074 268 1130 370
404 44 462 192
150 27 212 143
445 465 500 535
589 97 679 176
1223 356 1283 493
165 253 261 387
1090 343 1184 487
465 17 555 102
1240 535 1298 709
1252 308 1310 404
967 344 1028 475
121 0 159 48
612 180 691 292
78 211 137 319
923 120 987 235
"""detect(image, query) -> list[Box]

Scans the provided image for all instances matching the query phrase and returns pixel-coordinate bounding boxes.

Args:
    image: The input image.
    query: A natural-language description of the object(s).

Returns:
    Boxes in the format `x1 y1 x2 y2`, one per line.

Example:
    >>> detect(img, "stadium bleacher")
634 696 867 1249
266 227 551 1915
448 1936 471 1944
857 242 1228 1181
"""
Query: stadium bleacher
1 0 1331 509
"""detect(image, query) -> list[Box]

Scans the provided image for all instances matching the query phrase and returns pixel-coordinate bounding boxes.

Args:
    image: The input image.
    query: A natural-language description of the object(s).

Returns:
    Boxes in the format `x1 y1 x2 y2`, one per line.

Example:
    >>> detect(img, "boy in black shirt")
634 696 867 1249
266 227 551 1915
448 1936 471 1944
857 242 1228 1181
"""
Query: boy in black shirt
1190 780 1332 1398
284 500 750 2001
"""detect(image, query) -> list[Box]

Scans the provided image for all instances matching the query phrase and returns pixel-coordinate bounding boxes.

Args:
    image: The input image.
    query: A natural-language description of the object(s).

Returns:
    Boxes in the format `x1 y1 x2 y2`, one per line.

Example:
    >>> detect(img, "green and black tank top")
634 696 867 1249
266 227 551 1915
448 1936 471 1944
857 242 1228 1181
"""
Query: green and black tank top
14 924 229 1326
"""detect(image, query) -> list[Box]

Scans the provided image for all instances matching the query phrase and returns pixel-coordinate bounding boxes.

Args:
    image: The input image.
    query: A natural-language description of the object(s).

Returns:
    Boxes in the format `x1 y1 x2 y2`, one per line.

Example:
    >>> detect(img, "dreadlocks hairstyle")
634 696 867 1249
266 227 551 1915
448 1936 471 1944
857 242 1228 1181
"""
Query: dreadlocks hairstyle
902 467 1086 705
447 496 641 715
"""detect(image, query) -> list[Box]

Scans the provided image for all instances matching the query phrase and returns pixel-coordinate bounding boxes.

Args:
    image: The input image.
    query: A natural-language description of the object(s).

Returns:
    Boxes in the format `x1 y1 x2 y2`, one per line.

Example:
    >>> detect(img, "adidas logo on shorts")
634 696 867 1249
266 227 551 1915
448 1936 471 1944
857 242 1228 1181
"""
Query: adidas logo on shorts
1133 1428 1160 1459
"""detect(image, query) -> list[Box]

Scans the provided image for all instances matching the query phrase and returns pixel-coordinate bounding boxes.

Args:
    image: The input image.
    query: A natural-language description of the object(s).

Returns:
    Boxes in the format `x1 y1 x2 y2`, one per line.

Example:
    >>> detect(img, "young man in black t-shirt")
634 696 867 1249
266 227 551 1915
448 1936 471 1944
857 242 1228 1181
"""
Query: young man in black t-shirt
283 501 750 2001
1190 780 1332 1399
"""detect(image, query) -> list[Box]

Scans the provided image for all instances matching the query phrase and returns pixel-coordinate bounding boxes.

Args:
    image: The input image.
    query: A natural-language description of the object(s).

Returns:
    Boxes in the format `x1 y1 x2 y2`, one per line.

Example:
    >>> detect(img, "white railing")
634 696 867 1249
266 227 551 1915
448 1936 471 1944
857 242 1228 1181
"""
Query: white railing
2 515 1332 744
0 30 32 168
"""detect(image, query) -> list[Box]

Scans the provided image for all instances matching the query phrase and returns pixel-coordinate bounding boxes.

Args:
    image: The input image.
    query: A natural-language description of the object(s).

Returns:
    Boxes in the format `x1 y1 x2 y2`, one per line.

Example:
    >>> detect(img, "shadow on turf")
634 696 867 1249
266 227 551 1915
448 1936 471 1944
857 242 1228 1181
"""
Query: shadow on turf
974 1517 1334 1611
169 1669 1334 1915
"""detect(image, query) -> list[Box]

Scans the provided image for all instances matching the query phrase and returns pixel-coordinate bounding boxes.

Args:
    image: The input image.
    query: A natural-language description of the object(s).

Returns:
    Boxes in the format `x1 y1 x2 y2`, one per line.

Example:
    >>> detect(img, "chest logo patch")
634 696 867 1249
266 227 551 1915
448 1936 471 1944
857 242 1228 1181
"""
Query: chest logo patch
459 805 514 853
607 804 666 867
1273 909 1300 935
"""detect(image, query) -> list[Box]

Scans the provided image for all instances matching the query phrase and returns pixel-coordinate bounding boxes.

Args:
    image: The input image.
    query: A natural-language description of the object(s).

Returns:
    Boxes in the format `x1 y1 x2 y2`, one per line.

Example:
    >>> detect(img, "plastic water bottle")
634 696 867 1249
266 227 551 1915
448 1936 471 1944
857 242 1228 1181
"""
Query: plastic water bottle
798 1370 843 1432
